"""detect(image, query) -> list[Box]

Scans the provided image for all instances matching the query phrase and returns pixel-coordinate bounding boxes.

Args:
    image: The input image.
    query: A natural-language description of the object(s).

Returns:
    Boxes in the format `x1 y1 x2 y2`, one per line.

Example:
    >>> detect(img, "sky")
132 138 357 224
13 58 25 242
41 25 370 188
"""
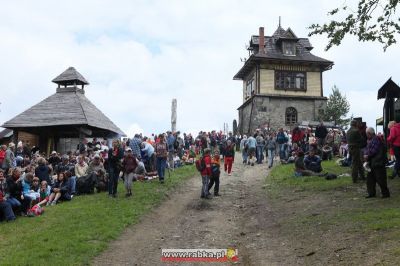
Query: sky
0 0 398 137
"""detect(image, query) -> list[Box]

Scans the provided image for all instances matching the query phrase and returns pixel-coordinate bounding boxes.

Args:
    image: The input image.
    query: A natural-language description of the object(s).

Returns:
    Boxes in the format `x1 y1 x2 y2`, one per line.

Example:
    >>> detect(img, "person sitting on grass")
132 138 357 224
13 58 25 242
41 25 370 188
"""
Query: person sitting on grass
47 172 71 206
304 149 323 173
295 151 325 177
21 174 41 209
0 169 16 222
36 180 50 207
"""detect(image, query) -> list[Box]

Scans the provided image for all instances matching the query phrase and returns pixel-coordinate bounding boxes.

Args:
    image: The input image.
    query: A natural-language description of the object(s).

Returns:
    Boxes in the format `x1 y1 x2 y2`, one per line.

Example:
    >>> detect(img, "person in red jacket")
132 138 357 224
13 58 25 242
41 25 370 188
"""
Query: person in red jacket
200 148 212 199
387 121 400 178
224 140 235 176
0 145 6 168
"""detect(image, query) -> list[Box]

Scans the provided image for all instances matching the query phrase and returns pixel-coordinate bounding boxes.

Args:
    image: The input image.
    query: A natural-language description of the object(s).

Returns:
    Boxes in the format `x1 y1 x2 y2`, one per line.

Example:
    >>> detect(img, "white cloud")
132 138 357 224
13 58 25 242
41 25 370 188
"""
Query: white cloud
0 0 398 136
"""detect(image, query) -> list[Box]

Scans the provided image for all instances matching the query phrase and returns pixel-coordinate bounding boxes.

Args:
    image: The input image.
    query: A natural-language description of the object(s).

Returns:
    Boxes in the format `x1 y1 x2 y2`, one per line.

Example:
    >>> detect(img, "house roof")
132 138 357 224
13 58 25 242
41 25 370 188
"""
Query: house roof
0 128 13 139
377 78 400 99
52 67 89 86
233 26 333 80
3 68 125 136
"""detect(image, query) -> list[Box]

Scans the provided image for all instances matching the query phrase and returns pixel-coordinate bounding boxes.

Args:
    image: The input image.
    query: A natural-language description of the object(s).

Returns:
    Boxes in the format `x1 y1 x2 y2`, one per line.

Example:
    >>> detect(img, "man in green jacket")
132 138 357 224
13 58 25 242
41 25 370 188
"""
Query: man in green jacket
347 120 365 183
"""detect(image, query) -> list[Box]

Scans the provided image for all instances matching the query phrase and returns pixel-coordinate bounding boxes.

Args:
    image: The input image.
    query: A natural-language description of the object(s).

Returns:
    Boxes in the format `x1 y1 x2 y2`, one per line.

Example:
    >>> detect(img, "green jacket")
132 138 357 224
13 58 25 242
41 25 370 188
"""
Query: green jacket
346 126 362 148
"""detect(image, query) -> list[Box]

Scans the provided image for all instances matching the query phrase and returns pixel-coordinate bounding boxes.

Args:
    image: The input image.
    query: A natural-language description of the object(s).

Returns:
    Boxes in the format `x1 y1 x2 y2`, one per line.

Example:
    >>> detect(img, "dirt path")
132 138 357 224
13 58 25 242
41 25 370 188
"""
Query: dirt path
93 154 297 266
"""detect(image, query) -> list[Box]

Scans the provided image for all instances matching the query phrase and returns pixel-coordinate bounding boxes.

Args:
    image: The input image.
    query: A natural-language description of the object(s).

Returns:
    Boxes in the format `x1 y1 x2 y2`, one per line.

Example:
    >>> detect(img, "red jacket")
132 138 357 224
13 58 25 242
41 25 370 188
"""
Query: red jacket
0 150 5 165
200 154 212 176
388 123 400 147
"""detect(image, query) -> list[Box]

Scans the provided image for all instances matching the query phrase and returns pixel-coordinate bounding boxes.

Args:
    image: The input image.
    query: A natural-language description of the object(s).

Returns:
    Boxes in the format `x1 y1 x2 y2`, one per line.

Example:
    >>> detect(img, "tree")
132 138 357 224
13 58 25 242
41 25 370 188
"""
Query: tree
322 86 351 127
309 0 400 51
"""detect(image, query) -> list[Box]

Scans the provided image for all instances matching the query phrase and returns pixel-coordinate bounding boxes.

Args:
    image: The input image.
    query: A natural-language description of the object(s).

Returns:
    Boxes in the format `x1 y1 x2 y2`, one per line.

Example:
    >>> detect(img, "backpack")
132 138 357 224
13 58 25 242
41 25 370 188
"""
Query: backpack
76 173 96 194
195 157 206 172
211 164 220 178
277 132 287 144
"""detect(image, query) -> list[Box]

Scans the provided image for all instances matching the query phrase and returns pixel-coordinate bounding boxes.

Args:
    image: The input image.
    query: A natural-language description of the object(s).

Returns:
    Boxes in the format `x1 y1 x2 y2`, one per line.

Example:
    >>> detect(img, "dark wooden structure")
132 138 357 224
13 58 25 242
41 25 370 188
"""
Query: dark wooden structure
2 67 125 155
377 78 400 137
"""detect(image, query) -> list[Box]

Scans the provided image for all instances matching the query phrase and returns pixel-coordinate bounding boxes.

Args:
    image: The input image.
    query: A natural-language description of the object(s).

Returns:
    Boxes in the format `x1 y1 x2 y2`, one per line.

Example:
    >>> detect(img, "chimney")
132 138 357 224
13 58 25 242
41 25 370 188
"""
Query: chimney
259 27 265 54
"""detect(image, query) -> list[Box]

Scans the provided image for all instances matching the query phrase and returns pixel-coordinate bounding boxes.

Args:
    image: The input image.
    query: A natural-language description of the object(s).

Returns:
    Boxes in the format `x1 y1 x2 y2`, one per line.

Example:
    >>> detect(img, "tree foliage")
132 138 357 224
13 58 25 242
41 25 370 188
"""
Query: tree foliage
323 86 351 127
309 0 400 51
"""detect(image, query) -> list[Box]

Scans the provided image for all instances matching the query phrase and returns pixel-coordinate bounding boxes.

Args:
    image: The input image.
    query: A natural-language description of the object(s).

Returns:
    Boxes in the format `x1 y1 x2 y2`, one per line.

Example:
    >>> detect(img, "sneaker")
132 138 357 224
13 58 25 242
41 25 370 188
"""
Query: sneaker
228 173 232 176
46 201 51 206
51 201 56 206
214 193 220 197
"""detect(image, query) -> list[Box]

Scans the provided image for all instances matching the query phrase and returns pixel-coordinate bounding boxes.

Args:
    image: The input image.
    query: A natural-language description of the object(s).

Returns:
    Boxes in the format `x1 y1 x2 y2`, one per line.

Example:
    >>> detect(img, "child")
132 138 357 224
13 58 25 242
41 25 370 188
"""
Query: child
122 148 138 197
224 140 235 175
21 173 39 204
208 150 221 196
36 180 50 207
47 172 71 206
200 148 212 199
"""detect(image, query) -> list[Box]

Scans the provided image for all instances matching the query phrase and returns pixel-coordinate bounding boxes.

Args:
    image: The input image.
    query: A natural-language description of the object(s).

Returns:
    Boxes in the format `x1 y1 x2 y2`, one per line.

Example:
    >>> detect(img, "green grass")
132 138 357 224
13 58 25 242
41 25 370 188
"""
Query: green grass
0 165 196 266
267 159 400 249
267 160 352 194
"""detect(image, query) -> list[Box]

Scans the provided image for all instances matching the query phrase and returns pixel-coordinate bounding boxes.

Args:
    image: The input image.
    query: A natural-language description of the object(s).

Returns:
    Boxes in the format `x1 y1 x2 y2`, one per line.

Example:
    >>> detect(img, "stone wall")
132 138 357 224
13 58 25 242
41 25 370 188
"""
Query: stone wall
238 95 327 135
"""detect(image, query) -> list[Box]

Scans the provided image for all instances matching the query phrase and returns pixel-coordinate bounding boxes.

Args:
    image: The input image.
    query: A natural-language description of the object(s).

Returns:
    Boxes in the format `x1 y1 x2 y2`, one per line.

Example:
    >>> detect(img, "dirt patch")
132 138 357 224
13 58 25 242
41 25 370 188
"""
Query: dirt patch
94 155 400 265
93 155 297 265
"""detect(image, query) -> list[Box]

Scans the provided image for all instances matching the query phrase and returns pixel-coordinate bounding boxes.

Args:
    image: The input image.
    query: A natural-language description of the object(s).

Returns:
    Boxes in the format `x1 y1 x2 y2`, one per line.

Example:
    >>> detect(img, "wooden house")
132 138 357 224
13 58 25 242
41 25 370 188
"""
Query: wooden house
234 25 334 134
2 67 125 155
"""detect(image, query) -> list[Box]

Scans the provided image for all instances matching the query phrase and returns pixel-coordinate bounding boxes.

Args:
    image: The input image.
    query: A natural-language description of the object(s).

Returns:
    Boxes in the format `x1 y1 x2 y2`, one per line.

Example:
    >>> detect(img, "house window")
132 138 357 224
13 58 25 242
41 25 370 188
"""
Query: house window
275 71 306 90
286 107 297 125
246 77 255 99
283 41 296 55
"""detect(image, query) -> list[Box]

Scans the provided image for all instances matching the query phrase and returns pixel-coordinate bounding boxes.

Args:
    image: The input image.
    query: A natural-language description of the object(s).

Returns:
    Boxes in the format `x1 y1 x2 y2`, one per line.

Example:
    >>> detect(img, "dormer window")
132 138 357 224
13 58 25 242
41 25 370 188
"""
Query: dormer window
283 41 296 56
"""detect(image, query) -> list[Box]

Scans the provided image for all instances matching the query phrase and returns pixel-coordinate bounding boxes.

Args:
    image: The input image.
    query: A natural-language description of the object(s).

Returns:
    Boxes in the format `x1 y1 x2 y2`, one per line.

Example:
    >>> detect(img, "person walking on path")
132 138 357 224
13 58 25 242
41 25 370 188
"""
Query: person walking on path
246 135 257 166
256 132 265 164
265 133 277 169
107 140 124 198
122 148 138 197
155 134 168 184
200 148 212 199
387 120 400 178
224 140 235 176
347 120 365 183
208 150 221 196
364 127 390 198
240 135 248 164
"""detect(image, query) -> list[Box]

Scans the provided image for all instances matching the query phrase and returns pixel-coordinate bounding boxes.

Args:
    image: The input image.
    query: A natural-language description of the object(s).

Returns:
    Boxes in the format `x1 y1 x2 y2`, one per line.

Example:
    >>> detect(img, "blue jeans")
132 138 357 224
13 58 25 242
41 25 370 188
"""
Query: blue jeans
201 175 210 197
268 149 275 168
256 146 264 163
0 201 15 221
156 157 167 181
242 150 248 163
69 176 76 194
108 168 119 195
6 197 21 208
278 143 287 160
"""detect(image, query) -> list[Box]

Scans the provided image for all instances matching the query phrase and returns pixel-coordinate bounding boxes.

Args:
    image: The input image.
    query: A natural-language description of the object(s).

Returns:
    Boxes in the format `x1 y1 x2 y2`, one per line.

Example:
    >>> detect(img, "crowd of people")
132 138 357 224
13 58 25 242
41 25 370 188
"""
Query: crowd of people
0 120 396 222
0 130 241 222
237 120 392 199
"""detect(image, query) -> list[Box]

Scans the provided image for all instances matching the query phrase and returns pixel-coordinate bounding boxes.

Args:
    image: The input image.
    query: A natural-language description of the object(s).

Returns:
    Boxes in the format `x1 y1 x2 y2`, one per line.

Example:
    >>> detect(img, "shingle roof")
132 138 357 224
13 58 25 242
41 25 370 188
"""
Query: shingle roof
2 85 125 136
234 26 333 80
52 67 89 85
